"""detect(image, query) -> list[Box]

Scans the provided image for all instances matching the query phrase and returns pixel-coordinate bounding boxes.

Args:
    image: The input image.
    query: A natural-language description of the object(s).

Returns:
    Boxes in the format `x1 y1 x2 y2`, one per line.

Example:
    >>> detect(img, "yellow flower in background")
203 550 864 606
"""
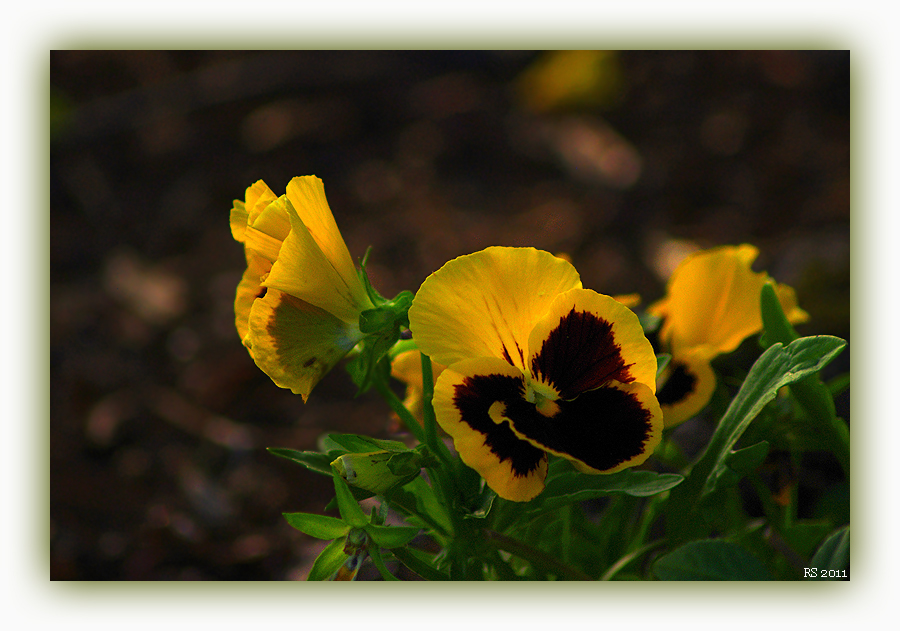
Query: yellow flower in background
408 247 662 502
648 244 809 427
517 50 622 113
231 176 374 401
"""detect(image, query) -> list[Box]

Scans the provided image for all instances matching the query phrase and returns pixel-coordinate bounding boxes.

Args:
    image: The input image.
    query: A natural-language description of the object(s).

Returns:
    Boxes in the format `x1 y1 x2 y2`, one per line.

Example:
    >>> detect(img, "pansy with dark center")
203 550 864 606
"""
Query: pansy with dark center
408 247 663 502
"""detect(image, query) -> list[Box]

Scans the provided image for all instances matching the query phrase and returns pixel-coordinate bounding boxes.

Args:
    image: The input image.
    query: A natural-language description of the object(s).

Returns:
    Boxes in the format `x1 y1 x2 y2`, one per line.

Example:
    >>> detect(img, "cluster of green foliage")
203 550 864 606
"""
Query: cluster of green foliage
273 279 849 581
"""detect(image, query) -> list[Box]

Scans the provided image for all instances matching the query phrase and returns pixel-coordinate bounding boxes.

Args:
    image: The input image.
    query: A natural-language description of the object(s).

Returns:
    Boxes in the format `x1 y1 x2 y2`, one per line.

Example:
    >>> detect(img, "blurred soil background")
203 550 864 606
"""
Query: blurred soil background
50 50 850 580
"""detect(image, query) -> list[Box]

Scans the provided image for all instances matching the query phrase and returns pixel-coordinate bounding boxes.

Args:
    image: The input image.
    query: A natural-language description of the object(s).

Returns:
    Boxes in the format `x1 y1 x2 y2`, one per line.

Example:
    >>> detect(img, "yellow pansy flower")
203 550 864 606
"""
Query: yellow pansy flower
648 244 809 427
231 176 375 401
408 247 662 502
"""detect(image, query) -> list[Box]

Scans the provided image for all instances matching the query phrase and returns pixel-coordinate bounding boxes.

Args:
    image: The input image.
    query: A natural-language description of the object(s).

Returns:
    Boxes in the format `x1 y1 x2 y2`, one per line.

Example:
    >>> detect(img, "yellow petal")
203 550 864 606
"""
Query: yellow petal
656 350 718 428
612 293 641 308
528 288 658 399
286 176 367 299
241 194 292 263
408 247 582 372
652 244 807 357
234 251 272 343
432 357 549 502
245 288 364 402
263 190 373 324
231 180 277 243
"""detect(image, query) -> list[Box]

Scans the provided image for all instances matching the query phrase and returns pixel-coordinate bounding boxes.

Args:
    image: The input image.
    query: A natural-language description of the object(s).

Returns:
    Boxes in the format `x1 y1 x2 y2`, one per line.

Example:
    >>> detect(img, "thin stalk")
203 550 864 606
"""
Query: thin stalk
420 353 454 467
373 375 426 445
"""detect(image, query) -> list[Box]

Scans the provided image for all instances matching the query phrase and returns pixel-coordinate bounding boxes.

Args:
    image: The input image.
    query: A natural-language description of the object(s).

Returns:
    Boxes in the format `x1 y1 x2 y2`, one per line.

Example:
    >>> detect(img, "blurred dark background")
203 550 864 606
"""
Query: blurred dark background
50 50 850 580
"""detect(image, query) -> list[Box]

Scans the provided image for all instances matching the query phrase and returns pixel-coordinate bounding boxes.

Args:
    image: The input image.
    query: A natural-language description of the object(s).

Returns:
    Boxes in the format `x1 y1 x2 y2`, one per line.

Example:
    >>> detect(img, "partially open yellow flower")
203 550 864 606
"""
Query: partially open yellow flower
648 244 809 427
231 176 374 401
408 247 662 502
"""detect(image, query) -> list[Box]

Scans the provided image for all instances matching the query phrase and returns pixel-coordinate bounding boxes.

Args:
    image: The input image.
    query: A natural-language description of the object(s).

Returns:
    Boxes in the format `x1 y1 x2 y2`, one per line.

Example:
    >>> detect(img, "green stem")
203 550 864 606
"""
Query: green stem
373 375 426 445
420 353 454 467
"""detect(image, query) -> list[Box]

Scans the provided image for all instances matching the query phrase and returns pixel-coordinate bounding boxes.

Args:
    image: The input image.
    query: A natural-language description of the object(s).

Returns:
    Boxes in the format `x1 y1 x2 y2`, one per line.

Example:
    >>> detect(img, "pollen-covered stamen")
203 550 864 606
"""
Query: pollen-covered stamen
524 382 560 417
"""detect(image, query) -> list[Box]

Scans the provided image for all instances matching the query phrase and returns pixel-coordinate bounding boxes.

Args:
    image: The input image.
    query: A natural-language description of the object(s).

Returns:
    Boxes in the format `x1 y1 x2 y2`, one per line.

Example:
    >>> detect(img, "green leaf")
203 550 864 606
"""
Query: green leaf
385 475 454 536
365 523 421 549
652 539 773 580
307 537 349 581
759 281 800 346
667 335 846 541
282 512 350 540
367 544 400 580
267 448 334 476
809 525 850 577
699 336 846 499
760 283 848 474
326 433 411 454
331 469 369 528
523 469 684 518
706 440 770 496
546 469 684 498
332 451 424 495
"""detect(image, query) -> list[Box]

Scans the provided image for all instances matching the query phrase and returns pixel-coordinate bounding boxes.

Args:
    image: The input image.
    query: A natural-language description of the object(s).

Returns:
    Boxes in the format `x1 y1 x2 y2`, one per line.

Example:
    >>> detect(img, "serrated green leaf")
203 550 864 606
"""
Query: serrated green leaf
365 523 421 549
809 525 850 576
652 539 772 580
307 537 350 581
283 512 350 539
698 336 846 499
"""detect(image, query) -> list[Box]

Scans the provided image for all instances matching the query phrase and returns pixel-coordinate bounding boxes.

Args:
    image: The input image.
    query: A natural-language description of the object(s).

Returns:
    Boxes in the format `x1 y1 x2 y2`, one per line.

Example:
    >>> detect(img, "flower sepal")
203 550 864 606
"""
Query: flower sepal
331 444 437 496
